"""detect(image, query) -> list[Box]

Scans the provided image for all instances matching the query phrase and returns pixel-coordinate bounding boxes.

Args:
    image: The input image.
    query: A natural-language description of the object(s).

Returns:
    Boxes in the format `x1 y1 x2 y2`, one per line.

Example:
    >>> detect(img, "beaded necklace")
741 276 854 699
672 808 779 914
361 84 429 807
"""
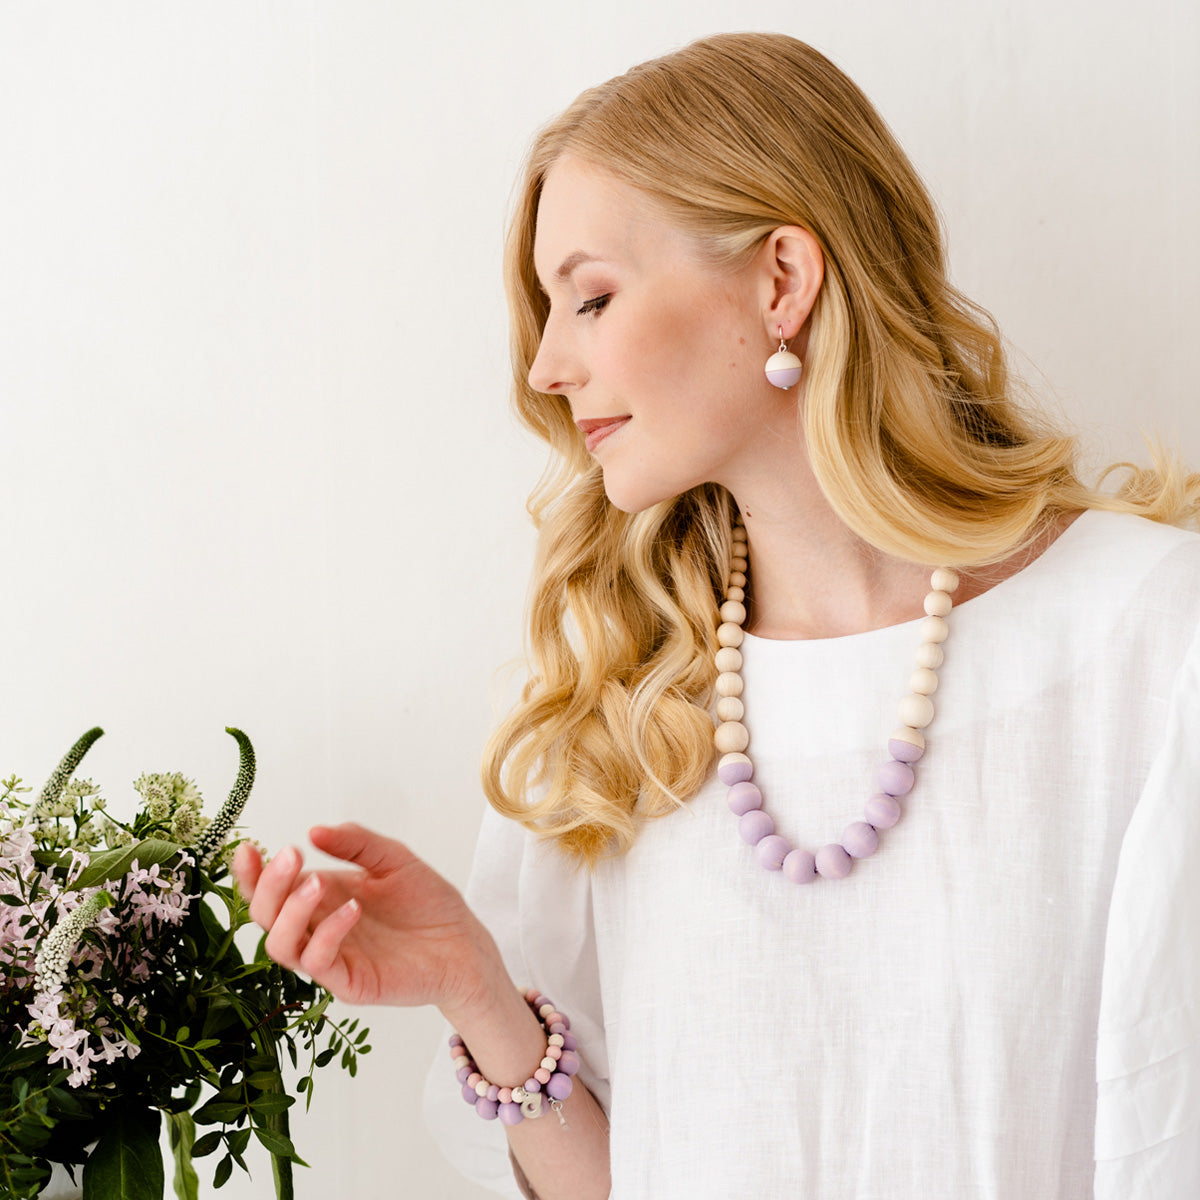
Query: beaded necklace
712 519 960 882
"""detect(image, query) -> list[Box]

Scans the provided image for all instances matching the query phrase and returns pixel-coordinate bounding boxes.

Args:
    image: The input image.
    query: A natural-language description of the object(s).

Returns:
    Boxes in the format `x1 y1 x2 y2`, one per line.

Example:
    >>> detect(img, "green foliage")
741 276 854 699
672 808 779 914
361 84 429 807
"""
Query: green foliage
0 730 371 1199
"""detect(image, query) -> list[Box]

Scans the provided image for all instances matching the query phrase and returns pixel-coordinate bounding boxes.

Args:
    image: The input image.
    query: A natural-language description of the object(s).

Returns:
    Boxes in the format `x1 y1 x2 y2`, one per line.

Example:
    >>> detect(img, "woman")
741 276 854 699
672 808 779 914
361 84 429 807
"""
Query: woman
233 32 1200 1199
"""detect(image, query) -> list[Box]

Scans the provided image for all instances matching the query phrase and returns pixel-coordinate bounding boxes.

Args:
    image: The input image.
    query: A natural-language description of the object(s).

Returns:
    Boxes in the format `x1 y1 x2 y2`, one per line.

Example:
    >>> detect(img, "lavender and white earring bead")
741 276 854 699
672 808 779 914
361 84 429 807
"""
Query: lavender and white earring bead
713 520 960 882
764 327 803 389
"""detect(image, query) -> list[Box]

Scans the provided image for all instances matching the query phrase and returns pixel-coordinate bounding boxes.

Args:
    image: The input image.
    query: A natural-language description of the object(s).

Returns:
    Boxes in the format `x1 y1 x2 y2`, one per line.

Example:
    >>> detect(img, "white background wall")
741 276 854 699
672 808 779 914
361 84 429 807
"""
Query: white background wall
2 1 1196 1196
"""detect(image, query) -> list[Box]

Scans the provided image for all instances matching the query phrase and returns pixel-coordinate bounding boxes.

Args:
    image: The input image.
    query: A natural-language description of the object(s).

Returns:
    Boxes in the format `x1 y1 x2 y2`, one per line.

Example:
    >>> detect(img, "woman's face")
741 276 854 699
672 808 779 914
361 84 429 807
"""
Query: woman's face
528 156 805 513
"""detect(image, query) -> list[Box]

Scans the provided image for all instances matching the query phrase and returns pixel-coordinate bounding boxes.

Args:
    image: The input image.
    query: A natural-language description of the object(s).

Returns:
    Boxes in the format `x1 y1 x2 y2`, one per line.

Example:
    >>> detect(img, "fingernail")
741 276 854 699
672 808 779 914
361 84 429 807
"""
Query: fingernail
302 875 320 898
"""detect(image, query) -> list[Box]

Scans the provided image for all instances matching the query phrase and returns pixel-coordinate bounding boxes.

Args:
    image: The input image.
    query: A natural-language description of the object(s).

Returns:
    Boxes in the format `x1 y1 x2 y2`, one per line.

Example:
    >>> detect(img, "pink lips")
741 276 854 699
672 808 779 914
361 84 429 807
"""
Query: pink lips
577 416 631 453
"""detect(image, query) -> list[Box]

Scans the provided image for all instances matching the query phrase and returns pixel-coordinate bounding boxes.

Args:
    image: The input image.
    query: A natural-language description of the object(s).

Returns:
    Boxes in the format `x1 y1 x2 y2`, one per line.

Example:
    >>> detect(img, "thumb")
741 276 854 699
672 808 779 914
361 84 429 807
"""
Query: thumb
308 822 416 876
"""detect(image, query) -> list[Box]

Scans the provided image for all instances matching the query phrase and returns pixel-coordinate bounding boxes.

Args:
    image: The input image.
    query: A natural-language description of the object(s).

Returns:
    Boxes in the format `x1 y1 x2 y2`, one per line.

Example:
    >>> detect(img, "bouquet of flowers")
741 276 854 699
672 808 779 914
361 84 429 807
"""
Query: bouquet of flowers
0 728 369 1199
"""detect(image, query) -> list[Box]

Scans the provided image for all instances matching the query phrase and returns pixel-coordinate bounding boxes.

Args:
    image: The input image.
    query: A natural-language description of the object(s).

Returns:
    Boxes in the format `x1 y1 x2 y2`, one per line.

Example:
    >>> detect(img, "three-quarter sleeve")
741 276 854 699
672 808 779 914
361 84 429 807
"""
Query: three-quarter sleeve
422 804 609 1198
1095 621 1200 1196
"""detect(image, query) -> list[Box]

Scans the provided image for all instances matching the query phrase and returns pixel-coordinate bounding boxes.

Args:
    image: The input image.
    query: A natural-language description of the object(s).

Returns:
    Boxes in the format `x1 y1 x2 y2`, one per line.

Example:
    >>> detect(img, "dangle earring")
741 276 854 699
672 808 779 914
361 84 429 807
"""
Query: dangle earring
764 327 803 389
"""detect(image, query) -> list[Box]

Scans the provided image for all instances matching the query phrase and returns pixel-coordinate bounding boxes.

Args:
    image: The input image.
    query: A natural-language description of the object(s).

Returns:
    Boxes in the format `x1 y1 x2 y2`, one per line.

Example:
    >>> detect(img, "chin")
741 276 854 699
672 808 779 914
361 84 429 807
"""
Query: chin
601 471 690 515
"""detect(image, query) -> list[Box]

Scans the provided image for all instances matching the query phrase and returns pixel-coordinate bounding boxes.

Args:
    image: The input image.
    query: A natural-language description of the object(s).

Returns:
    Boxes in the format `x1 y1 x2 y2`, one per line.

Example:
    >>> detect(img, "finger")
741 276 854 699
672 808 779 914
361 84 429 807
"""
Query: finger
299 898 362 982
247 844 305 931
309 822 415 876
263 871 325 971
232 841 262 901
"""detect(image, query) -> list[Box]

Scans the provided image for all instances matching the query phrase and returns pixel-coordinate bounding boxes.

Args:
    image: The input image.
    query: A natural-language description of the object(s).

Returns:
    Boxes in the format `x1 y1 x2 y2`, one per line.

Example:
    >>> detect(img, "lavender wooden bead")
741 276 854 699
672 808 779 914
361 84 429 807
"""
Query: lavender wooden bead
727 781 763 815
718 757 754 786
815 843 853 879
754 834 790 870
842 821 880 859
486 1084 500 1102
562 1033 578 1051
456 1065 472 1084
739 808 775 844
782 848 818 883
864 792 902 829
499 1102 524 1126
888 738 924 764
462 1083 479 1104
878 759 915 796
475 1097 499 1120
558 1051 581 1076
523 1078 541 1093
547 1073 574 1101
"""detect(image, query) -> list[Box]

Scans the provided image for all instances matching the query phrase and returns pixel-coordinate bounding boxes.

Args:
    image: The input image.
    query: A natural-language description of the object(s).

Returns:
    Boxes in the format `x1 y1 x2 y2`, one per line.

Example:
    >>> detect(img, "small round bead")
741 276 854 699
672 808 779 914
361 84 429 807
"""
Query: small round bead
475 1079 490 1098
923 590 953 617
534 1067 552 1085
729 571 747 587
731 555 748 572
523 1078 541 1093
546 1044 562 1060
842 821 880 859
714 646 743 673
452 1053 470 1069
476 1097 499 1120
782 848 818 883
864 793 902 829
540 1057 556 1072
727 781 763 815
467 1072 483 1089
486 1084 500 1102
887 735 925 764
726 585 745 602
549 1020 568 1033
544 1012 564 1028
714 721 749 753
815 843 853 879
456 1065 472 1084
715 671 744 697
717 753 753 785
499 1087 513 1104
538 1003 554 1017
731 537 748 554
548 1034 565 1047
739 809 775 844
558 1051 581 1076
499 1102 524 1126
720 600 747 624
898 693 935 729
919 615 949 644
449 1034 464 1048
931 567 960 593
878 760 916 796
547 1073 574 1101
914 642 944 670
717 622 745 648
715 696 744 722
754 834 791 870
910 667 938 695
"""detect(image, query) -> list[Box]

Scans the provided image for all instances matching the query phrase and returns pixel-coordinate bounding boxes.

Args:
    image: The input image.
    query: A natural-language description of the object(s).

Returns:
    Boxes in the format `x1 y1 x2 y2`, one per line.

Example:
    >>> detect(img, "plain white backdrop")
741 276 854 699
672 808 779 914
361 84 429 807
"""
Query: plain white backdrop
2 2 1197 1196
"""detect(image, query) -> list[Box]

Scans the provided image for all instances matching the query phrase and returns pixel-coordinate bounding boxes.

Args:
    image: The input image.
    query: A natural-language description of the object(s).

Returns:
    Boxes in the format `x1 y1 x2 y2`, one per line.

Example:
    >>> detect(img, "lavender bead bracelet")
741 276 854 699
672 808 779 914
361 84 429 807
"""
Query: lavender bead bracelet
450 989 580 1125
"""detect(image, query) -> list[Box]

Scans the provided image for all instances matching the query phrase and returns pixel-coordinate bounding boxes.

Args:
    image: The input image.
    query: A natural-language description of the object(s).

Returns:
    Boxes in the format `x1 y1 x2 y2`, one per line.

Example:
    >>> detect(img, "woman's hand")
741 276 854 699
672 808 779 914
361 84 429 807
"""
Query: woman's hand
233 822 495 1014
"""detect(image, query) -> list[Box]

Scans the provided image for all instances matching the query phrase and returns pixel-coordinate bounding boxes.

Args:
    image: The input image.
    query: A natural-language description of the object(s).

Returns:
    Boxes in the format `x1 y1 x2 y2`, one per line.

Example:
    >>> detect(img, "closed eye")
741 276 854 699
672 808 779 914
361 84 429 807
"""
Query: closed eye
576 294 611 317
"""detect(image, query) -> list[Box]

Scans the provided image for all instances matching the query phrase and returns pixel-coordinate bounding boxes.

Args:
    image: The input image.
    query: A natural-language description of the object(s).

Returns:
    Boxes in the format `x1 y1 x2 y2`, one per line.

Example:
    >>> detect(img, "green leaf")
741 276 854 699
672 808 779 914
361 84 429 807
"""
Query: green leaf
192 1100 244 1126
212 1155 233 1188
252 1127 297 1158
82 1107 164 1200
249 1093 295 1115
74 838 182 888
190 1132 222 1159
245 1070 280 1090
166 1110 200 1200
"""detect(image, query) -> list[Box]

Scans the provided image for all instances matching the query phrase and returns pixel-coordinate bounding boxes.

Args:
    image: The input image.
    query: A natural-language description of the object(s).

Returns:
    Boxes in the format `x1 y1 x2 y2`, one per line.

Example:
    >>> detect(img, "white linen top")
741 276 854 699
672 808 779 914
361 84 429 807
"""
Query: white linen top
423 510 1200 1198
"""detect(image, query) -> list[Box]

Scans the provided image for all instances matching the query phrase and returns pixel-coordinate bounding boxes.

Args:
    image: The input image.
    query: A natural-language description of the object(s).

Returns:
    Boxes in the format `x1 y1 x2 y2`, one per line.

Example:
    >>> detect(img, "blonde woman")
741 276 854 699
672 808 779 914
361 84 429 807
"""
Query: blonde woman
234 33 1200 1199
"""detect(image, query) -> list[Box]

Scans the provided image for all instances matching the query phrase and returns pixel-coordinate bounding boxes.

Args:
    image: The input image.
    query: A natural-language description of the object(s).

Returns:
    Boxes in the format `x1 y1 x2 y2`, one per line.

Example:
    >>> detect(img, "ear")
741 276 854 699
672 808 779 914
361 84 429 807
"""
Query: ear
757 226 824 343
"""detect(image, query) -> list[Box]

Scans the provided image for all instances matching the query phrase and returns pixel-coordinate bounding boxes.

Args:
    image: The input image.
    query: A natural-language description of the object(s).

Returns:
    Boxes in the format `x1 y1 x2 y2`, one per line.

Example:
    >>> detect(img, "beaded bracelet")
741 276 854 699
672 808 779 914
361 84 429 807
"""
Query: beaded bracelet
450 988 581 1126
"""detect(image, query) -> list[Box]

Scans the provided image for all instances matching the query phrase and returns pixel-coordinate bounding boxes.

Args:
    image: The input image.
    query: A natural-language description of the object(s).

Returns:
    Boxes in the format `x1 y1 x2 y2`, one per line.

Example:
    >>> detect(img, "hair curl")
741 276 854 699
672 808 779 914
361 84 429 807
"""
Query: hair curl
481 31 1200 865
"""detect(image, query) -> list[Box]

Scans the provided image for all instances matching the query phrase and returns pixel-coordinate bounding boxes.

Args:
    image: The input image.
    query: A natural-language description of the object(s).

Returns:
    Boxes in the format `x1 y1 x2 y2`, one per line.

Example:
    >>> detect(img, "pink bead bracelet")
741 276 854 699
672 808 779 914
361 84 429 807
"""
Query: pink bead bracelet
450 988 580 1125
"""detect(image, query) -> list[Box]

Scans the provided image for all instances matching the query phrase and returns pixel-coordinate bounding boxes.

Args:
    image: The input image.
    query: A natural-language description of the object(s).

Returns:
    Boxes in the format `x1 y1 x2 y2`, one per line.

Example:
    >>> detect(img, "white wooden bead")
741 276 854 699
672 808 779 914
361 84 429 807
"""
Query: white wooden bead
714 721 750 753
453 1055 471 1070
914 642 944 670
919 615 949 644
891 726 926 751
539 1004 554 1017
548 1034 565 1047
923 590 952 617
731 540 748 556
729 571 747 587
719 752 752 775
716 696 744 722
714 647 743 673
726 585 745 601
540 1057 556 1072
731 555 748 572
910 667 939 695
475 1080 490 1097
720 600 747 624
898 693 935 729
715 671 744 697
717 621 745 648
931 567 960 593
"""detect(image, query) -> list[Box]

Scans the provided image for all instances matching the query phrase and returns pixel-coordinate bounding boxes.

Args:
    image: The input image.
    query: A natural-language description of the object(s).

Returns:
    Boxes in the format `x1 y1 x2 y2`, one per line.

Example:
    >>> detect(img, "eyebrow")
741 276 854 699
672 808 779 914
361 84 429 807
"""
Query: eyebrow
541 251 606 288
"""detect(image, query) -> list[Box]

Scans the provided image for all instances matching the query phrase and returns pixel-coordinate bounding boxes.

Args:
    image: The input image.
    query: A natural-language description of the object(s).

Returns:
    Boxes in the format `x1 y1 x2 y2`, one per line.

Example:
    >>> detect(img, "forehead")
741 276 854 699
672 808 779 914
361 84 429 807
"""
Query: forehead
532 156 694 287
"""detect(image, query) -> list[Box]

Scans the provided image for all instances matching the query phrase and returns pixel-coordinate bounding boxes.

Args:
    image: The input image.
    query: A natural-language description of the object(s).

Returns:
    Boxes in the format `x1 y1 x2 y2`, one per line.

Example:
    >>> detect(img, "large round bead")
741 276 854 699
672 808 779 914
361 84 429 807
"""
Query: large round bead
720 599 747 624
842 821 880 859
815 843 852 879
557 1051 581 1076
931 567 960 593
717 621 745 648
914 642 944 670
898 693 935 729
754 834 790 870
919 616 949 644
739 809 775 845
910 667 938 695
878 759 915 796
887 733 925 763
714 721 749 753
499 1102 524 1126
923 590 953 617
864 792 902 829
475 1097 499 1120
714 646 743 673
765 349 803 389
546 1073 574 1101
715 671 744 697
715 696 744 722
782 848 818 883
727 781 763 815
717 753 752 785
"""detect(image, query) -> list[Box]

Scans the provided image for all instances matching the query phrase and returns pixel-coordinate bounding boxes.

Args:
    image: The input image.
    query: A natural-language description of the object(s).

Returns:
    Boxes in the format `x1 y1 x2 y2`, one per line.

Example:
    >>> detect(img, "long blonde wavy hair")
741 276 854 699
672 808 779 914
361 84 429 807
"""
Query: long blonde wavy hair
481 31 1200 865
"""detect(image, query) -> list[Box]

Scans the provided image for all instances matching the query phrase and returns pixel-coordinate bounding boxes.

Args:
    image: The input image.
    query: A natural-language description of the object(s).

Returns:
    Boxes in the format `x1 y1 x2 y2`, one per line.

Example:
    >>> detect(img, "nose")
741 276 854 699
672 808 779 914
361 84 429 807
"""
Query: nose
528 317 585 395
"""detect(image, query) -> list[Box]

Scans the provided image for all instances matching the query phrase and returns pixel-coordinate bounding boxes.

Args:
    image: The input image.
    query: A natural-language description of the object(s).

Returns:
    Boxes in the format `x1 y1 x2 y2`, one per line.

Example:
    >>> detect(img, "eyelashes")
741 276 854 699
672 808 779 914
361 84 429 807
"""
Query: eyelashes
576 294 611 317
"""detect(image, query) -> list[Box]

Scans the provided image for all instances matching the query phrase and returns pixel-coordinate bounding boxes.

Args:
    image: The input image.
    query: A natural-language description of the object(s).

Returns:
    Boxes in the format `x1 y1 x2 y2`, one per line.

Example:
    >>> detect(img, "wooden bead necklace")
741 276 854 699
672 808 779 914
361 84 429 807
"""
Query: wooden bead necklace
713 519 960 882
